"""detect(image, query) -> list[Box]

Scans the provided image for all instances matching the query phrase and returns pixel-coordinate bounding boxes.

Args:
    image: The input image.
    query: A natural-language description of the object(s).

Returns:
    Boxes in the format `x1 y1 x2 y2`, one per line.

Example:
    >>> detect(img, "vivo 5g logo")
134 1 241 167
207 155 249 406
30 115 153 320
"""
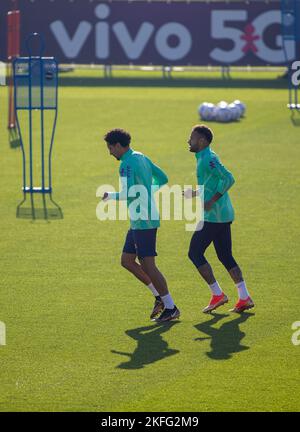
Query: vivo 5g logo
210 10 295 63
50 4 192 61
49 4 294 64
291 61 300 86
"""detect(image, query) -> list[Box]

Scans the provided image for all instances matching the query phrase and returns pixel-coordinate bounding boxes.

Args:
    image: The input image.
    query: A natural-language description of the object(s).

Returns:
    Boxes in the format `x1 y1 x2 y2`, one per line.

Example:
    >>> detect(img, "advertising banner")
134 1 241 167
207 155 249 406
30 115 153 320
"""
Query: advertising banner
0 0 298 65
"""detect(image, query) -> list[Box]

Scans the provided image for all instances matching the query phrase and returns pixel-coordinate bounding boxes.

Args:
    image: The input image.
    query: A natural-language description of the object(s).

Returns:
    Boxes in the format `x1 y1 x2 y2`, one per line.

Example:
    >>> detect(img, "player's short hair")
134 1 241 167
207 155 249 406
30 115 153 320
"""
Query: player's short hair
104 128 131 147
192 124 213 144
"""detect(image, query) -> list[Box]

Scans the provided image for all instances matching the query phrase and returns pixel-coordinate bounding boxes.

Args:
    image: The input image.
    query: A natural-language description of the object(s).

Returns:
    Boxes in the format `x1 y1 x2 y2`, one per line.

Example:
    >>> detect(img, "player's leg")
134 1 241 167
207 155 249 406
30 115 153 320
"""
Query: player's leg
188 222 228 313
140 256 168 297
121 252 151 285
133 229 180 322
121 230 161 308
213 223 254 312
140 256 180 322
228 265 254 312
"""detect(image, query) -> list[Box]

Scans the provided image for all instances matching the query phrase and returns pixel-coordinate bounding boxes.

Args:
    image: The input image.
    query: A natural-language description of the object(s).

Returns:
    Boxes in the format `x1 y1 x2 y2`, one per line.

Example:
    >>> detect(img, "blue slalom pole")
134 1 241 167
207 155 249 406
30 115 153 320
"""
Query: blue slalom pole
14 32 58 195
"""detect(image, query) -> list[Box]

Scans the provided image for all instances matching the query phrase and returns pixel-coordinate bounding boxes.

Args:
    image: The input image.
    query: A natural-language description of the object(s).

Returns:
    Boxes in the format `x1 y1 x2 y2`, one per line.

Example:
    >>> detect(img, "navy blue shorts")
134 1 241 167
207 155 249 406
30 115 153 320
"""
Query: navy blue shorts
123 228 158 259
188 222 237 271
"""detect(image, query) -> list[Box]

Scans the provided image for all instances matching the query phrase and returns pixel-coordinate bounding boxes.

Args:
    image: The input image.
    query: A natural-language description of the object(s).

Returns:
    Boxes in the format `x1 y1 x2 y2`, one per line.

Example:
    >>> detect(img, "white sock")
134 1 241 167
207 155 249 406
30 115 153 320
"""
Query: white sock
209 281 223 296
161 294 175 309
147 283 159 297
236 281 250 300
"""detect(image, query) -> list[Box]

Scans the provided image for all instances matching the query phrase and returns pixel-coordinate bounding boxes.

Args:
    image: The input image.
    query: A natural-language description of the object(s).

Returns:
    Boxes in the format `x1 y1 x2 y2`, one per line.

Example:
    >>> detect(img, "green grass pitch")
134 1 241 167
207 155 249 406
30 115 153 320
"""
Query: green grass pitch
0 69 299 411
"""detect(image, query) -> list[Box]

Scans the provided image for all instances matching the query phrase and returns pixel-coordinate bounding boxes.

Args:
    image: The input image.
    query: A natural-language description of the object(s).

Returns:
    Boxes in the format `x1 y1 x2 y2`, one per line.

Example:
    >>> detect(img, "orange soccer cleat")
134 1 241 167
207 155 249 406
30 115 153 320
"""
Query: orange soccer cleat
202 293 229 314
229 297 255 313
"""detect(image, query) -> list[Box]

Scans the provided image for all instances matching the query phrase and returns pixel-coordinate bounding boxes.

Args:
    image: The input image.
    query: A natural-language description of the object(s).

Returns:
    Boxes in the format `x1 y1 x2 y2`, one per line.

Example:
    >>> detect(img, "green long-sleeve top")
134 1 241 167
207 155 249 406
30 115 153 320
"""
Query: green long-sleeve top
196 146 235 223
107 148 168 230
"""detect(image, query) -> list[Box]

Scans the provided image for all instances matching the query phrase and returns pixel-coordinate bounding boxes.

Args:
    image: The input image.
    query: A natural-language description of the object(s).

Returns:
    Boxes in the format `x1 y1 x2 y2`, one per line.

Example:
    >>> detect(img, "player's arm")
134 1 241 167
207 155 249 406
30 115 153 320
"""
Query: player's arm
183 188 201 198
205 156 235 210
148 159 168 191
103 162 134 201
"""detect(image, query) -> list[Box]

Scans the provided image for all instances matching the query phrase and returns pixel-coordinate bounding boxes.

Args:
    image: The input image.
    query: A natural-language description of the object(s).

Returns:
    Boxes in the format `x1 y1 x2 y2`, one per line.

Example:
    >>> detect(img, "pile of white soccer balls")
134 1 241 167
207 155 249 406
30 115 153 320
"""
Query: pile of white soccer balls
198 100 246 123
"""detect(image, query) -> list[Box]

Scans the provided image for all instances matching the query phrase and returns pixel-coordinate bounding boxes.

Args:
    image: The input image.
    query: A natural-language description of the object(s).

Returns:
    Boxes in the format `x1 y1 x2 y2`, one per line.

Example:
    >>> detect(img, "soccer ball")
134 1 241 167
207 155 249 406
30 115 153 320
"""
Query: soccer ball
228 103 241 121
233 100 246 117
198 100 245 123
217 100 228 108
215 105 232 123
215 101 232 122
198 102 216 121
198 102 209 119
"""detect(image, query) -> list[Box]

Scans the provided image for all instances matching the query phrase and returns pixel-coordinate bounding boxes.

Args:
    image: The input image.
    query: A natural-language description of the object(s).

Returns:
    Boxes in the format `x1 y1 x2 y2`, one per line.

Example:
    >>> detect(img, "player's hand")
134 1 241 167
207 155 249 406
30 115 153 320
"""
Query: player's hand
204 200 214 211
102 192 109 201
183 188 194 199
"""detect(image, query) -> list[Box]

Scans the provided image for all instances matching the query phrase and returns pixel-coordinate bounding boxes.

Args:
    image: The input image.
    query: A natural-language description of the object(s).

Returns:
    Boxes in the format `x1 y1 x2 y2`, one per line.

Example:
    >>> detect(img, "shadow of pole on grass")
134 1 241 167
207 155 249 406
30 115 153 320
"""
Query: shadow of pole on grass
290 110 300 126
16 193 63 220
111 321 180 370
8 128 21 149
194 312 254 360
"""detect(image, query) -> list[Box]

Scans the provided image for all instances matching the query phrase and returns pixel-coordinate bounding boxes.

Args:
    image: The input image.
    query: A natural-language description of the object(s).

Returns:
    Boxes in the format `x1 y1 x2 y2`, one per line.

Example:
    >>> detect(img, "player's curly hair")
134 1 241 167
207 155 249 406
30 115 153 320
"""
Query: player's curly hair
192 125 213 144
104 128 131 147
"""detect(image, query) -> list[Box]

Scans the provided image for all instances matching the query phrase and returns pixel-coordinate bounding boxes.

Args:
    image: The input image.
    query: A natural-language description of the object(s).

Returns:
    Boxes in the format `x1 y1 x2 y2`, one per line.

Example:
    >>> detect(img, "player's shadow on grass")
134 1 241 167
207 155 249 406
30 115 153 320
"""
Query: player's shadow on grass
111 321 180 369
194 312 254 360
16 193 63 220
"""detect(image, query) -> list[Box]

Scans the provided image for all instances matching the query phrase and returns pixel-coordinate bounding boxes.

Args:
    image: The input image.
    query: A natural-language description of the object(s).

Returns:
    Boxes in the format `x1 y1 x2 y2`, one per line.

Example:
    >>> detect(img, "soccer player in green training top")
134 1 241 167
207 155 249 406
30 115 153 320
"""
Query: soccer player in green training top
102 128 180 322
184 125 254 313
